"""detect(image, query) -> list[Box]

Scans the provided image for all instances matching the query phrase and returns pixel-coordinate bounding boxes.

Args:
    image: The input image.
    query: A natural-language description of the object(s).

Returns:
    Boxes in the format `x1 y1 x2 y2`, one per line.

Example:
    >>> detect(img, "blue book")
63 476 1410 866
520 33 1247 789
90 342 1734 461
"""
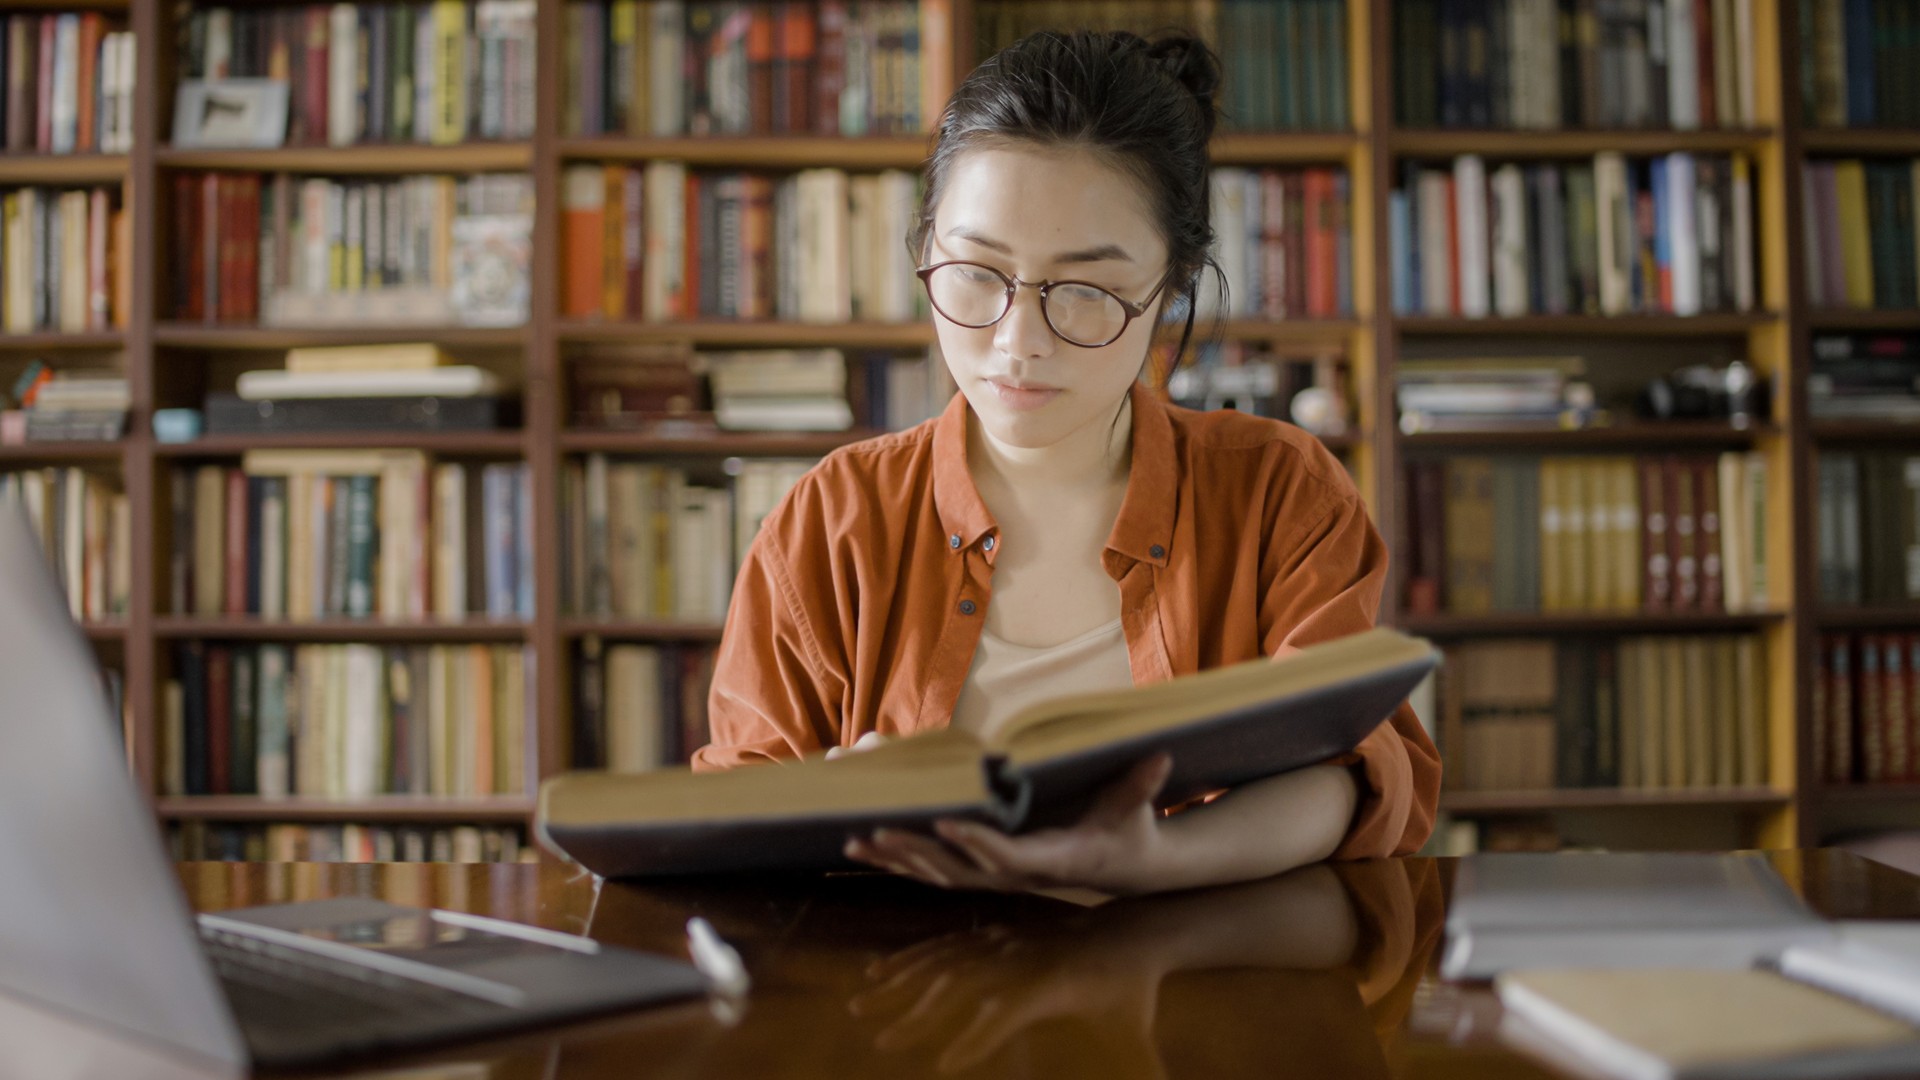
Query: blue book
1390 190 1413 315
1846 0 1877 125
1651 158 1671 313
484 464 516 618
515 463 535 619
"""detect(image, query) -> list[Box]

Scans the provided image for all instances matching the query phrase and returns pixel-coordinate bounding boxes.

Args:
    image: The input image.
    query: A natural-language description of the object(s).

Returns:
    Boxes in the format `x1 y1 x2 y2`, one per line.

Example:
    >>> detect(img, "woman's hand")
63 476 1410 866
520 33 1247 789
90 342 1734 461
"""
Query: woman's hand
842 753 1173 895
825 731 889 760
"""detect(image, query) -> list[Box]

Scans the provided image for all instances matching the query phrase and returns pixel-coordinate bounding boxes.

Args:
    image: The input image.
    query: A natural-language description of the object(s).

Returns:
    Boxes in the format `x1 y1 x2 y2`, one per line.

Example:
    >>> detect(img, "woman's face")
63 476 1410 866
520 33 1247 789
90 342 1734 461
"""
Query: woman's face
926 145 1172 451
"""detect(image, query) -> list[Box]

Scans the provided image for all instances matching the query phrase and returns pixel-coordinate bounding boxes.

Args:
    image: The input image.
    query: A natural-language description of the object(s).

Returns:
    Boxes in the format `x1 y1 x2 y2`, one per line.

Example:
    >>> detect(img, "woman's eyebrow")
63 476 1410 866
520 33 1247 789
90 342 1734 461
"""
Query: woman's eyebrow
945 226 1135 264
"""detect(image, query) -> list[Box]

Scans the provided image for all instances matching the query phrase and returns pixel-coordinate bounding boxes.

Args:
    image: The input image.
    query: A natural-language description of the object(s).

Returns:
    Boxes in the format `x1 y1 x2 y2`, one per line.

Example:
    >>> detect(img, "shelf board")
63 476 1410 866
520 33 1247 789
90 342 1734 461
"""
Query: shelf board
1808 421 1920 444
155 142 533 174
1811 784 1920 805
1441 786 1790 815
1396 611 1787 636
558 319 934 349
1812 605 1920 630
559 429 875 455
1390 128 1775 158
156 796 534 824
558 135 929 169
154 431 526 456
1210 132 1361 164
152 617 529 642
1396 312 1776 336
1800 129 1920 156
0 330 126 350
0 441 125 463
560 618 725 642
81 621 128 642
1804 308 1920 331
154 324 527 350
0 154 129 184
1217 318 1361 341
1400 421 1773 450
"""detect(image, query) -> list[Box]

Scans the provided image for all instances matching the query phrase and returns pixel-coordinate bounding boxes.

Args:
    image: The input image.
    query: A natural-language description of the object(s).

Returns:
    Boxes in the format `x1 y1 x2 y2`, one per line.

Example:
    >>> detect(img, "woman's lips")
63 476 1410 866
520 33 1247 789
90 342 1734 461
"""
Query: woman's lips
986 379 1062 411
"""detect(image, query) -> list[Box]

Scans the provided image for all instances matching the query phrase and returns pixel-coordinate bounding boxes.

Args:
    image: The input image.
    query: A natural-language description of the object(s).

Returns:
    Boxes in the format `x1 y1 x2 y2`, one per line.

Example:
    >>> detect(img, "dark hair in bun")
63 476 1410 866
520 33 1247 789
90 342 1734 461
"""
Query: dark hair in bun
908 30 1224 366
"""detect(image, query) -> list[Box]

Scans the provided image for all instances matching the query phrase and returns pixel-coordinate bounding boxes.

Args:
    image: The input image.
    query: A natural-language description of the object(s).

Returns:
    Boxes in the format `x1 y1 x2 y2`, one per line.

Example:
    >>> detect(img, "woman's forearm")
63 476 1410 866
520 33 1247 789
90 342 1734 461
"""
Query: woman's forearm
1140 764 1359 894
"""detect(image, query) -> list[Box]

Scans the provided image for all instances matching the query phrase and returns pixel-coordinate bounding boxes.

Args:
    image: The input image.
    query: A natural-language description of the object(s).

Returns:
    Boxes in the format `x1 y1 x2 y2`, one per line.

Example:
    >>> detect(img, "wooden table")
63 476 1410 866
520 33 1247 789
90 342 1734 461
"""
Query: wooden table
66 853 1920 1077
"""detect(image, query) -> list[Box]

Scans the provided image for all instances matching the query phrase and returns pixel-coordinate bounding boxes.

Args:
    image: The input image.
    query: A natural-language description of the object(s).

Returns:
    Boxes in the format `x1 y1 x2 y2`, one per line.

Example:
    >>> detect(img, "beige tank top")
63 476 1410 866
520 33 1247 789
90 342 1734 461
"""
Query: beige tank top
949 618 1135 743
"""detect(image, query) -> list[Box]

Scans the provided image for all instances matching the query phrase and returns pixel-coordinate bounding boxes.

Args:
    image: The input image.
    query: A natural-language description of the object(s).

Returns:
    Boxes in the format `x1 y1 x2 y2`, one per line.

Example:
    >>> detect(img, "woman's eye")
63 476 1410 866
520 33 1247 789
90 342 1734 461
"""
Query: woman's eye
1054 283 1110 305
956 266 1001 286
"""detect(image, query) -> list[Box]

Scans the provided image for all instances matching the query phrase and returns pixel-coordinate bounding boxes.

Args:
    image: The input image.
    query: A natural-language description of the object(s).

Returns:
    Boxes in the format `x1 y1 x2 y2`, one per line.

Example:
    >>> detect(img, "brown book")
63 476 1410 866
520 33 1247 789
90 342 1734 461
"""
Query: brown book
1829 636 1855 784
1881 636 1910 785
206 645 231 797
1710 637 1738 788
1861 635 1888 782
562 164 605 319
1668 456 1699 611
814 0 845 135
74 12 99 151
746 3 774 135
1735 635 1766 788
1407 460 1445 616
1908 635 1920 783
1444 458 1495 613
1640 456 1670 611
1697 458 1724 612
1813 635 1830 784
1683 637 1711 788
602 164 627 318
540 628 1440 877
5 17 31 153
678 645 716 763
222 467 248 616
1619 639 1643 788
1662 637 1688 787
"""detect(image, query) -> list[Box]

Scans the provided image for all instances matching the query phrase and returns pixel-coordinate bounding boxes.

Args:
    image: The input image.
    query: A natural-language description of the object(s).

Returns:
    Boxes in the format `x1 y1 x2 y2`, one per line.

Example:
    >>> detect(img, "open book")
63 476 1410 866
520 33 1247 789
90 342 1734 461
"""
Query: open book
537 627 1438 878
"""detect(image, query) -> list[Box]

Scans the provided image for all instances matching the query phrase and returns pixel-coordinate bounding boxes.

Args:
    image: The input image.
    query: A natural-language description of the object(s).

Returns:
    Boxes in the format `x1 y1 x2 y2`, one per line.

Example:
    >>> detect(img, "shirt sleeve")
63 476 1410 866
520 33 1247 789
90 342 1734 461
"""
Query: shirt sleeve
1260 482 1442 860
690 515 846 772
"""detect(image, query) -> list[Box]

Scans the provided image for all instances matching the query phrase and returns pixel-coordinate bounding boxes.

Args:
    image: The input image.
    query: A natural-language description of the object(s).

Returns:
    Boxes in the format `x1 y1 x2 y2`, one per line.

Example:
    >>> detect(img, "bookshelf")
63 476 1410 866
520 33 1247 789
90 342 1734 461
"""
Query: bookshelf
5 0 1914 857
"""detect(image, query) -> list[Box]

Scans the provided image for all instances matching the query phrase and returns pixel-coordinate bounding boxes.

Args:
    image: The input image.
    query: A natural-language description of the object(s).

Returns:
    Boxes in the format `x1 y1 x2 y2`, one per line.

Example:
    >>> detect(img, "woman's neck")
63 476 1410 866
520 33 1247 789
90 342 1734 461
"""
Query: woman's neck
968 391 1135 499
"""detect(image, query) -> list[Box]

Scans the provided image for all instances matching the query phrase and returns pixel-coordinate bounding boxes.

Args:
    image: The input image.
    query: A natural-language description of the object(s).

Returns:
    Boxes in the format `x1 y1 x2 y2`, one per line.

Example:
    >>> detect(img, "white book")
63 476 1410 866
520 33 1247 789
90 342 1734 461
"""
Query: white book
877 170 918 321
809 169 852 323
642 161 685 320
715 398 854 432
1453 155 1490 318
1731 155 1755 312
260 478 285 619
1732 0 1755 128
1667 0 1698 130
606 644 663 773
432 463 466 618
1779 923 1920 1029
648 0 684 136
415 8 436 142
1492 164 1530 317
256 645 290 798
1666 153 1701 316
204 9 232 78
329 4 360 146
672 487 712 619
1595 153 1633 315
96 31 116 153
115 33 136 152
235 366 501 400
1416 170 1453 315
1207 169 1248 320
59 191 87 331
343 644 383 797
48 15 77 154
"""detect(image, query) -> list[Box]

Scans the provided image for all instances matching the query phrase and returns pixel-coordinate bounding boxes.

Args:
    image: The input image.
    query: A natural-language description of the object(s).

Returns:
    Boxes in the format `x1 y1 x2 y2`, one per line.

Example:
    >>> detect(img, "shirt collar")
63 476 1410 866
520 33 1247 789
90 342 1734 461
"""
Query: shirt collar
931 381 1176 567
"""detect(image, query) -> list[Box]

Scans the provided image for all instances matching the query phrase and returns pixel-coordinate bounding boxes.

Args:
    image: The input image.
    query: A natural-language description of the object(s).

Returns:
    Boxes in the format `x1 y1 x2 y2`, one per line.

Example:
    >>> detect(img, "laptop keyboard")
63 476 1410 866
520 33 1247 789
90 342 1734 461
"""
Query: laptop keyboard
200 922 507 1052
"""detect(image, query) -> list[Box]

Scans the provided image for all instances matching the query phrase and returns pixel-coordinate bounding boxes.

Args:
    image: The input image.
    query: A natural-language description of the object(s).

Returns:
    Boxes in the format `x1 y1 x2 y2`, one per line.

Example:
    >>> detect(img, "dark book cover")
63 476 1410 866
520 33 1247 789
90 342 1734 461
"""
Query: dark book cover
223 467 248 616
206 645 231 797
177 641 209 796
746 2 773 134
203 392 509 435
574 635 606 769
326 476 351 616
230 647 256 796
170 467 194 616
345 473 376 618
244 475 265 615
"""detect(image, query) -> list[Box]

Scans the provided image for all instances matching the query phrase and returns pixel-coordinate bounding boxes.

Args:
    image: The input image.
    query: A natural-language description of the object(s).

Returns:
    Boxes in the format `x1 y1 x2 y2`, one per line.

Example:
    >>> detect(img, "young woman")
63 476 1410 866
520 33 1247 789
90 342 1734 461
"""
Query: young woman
690 31 1440 894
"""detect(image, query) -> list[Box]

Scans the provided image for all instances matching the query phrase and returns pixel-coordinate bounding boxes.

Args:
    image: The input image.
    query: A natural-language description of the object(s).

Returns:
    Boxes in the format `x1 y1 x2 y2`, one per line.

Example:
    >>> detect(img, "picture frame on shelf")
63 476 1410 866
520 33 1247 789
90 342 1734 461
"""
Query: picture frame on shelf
171 79 289 149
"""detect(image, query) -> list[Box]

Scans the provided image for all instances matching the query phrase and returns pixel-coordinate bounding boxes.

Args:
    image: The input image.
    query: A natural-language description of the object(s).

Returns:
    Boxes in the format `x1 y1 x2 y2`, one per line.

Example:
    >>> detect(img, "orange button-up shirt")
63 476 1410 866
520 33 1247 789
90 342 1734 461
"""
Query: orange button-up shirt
692 381 1441 859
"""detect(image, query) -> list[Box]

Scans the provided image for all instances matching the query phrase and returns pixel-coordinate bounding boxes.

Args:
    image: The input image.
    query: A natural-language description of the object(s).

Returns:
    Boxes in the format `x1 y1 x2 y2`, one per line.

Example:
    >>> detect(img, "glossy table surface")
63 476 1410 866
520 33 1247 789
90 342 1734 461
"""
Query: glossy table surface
31 852 1920 1078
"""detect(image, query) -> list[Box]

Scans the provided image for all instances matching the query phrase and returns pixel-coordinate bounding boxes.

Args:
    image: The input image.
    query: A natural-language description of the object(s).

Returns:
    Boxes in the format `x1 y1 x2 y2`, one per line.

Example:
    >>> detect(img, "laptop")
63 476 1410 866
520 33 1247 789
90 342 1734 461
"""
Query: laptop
0 507 711 1072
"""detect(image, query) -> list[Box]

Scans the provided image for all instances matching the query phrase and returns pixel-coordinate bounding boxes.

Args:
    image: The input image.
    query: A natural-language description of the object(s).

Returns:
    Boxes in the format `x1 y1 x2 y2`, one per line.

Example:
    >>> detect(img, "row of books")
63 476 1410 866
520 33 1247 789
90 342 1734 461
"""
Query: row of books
1394 0 1760 131
169 822 535 863
1203 168 1354 321
1801 160 1920 313
3 364 129 442
1810 333 1920 421
1816 635 1920 785
564 0 940 138
172 172 534 329
168 452 535 621
1440 634 1768 793
573 638 715 770
560 454 812 620
2 186 128 334
973 0 1349 131
0 467 129 621
1391 153 1757 318
180 2 537 146
161 642 531 799
561 162 922 324
1395 355 1596 433
1800 0 1920 129
1815 452 1920 607
2 14 134 154
1400 452 1771 616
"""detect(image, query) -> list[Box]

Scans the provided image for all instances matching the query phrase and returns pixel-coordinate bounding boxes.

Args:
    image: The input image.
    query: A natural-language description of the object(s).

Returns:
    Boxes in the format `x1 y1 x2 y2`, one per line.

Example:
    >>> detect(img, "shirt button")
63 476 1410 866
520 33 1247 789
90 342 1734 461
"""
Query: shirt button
1150 544 1166 559
949 533 961 550
958 599 977 615
982 536 995 552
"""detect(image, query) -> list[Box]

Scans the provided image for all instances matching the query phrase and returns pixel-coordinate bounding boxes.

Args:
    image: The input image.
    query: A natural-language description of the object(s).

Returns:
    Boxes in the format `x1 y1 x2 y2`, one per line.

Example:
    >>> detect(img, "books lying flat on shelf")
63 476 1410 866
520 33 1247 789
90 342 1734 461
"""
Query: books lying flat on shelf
1396 357 1594 433
705 348 854 432
537 626 1438 877
235 366 502 400
1496 969 1920 1080
1441 853 1831 982
1810 335 1920 421
203 393 508 435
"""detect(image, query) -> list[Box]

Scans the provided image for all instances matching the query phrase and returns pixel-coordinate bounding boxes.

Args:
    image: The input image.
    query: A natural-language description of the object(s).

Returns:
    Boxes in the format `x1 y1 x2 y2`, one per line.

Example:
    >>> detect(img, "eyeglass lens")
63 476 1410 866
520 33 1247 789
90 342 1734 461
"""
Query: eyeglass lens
923 263 1131 347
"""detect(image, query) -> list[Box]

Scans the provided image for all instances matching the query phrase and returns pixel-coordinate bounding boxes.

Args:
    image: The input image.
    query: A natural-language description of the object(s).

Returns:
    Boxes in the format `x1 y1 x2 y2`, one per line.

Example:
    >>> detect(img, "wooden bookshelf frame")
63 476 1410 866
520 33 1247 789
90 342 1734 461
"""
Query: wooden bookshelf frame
0 0 1903 848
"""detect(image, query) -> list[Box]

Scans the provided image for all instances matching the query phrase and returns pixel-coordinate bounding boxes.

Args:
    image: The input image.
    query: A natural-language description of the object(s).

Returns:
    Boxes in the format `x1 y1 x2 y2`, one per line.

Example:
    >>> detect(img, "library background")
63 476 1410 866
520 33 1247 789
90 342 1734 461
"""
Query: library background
1 0 1915 862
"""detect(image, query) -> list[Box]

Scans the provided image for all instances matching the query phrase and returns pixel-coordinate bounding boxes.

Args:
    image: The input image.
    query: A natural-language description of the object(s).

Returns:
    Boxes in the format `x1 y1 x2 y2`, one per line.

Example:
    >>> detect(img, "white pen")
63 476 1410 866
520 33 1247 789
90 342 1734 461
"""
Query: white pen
686 916 751 998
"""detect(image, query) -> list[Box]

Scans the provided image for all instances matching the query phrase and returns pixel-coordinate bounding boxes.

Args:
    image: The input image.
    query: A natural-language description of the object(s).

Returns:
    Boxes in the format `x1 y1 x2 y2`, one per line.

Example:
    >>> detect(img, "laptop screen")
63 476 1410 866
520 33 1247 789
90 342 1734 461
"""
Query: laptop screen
0 507 245 1067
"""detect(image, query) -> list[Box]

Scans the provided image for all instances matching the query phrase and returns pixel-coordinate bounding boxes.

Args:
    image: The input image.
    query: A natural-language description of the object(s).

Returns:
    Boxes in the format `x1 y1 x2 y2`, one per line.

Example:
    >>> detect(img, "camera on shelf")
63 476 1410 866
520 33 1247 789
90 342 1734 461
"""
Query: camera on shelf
1636 360 1772 426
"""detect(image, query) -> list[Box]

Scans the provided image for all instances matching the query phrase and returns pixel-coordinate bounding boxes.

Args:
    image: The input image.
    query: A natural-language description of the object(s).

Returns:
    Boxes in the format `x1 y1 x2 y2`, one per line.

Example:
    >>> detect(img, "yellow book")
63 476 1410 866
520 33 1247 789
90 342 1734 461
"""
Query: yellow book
283 342 452 374
1834 160 1875 309
1562 457 1589 610
470 643 494 797
1735 635 1767 787
431 0 469 145
1541 459 1565 612
1711 637 1739 788
1662 638 1688 788
610 0 638 130
428 645 453 797
1684 637 1711 788
3 192 23 332
1586 457 1613 612
494 644 522 795
1614 458 1642 612
242 449 430 477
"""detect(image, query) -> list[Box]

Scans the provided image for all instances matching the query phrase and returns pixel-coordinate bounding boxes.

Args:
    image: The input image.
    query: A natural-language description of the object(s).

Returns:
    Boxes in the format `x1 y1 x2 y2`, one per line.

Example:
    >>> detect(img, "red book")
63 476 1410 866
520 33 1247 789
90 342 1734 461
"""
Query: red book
1666 455 1698 610
206 646 232 796
746 3 774 135
216 175 237 323
175 172 203 320
622 166 644 318
562 167 605 318
74 13 100 151
244 175 262 319
201 173 220 323
1404 461 1444 615
814 0 846 135
224 467 249 615
35 16 54 152
303 6 330 147
1694 0 1716 129
1305 168 1336 318
1640 455 1670 610
743 173 774 319
1830 635 1855 784
777 0 815 135
1696 458 1723 612
1261 169 1285 317
1443 173 1460 316
1860 633 1887 782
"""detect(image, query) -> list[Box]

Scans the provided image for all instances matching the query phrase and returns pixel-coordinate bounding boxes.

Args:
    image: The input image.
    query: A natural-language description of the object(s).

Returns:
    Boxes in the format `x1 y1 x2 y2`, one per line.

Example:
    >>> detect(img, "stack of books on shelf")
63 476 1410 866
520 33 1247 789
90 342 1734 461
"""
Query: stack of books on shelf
1390 153 1756 317
562 0 947 137
1400 453 1770 617
211 342 512 436
171 822 533 863
1799 0 1920 128
0 466 129 621
706 348 853 431
1165 342 1351 431
2 185 129 333
974 0 1348 131
2 13 136 154
1810 333 1920 421
1815 451 1920 607
1440 634 1767 793
178 1 537 146
1815 635 1920 785
173 172 534 328
1396 356 1595 433
1204 167 1353 320
561 163 921 323
1394 0 1760 130
6 363 129 442
1800 159 1920 313
573 637 714 770
169 450 534 621
561 453 814 621
162 641 531 798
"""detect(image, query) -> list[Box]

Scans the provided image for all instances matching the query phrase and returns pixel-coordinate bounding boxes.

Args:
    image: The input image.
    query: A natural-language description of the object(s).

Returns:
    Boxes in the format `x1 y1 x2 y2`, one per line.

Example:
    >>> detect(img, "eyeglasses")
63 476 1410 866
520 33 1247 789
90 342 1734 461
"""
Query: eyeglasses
914 261 1174 349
